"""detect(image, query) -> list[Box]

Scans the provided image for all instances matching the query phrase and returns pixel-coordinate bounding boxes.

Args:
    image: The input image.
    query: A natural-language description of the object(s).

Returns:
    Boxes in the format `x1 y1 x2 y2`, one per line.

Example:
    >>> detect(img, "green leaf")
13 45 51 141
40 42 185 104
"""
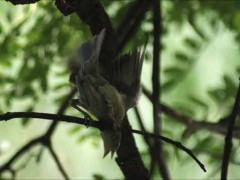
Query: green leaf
161 79 177 92
164 67 184 78
208 89 226 103
223 75 237 97
54 94 68 104
40 75 48 92
68 126 81 135
174 51 191 64
21 107 33 127
53 83 69 91
6 10 13 23
237 66 240 74
184 37 200 50
189 96 208 109
193 136 215 150
92 174 105 180
21 118 31 126
77 134 88 144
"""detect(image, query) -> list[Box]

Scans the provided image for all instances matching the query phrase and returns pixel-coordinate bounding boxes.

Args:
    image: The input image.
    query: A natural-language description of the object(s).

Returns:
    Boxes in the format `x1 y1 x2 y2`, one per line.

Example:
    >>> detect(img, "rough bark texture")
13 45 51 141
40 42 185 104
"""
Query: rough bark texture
116 117 149 179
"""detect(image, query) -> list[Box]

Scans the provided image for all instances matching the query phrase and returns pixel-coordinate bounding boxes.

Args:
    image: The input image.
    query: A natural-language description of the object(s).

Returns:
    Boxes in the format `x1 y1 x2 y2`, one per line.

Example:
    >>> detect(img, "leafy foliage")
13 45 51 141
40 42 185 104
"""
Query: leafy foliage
0 0 240 179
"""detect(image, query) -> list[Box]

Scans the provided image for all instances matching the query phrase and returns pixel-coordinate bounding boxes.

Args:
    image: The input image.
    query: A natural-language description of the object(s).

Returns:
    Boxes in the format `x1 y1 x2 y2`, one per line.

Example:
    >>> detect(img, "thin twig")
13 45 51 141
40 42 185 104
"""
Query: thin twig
0 137 41 173
221 80 240 180
195 149 240 166
0 111 100 129
134 107 156 176
15 153 36 172
0 111 206 172
131 129 206 172
45 88 77 137
142 86 240 139
48 144 70 180
0 89 75 178
134 107 151 147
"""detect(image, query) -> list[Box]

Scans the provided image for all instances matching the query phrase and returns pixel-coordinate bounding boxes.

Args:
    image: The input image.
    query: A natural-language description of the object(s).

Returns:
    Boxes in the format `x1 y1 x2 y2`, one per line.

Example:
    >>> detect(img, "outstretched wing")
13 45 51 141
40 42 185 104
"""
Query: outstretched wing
77 28 106 74
109 46 146 109
78 29 106 63
69 29 106 84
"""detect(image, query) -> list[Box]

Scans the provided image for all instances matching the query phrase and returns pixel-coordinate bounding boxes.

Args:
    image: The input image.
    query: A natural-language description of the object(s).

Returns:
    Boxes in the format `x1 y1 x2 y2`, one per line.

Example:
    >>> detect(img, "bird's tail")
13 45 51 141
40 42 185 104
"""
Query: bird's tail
101 127 121 158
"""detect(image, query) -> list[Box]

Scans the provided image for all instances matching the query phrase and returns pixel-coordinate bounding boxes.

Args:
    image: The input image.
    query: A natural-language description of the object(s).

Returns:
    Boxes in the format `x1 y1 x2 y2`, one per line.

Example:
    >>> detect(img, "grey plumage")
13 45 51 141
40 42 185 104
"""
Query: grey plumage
71 29 145 157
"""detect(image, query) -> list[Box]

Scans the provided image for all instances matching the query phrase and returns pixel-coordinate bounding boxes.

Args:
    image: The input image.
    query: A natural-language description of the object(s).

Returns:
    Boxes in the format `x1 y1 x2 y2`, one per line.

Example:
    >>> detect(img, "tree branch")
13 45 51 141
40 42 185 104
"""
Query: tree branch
45 88 77 137
55 0 74 16
0 88 75 178
0 112 99 129
116 116 149 179
15 153 37 172
5 0 40 5
0 111 206 172
48 143 70 180
134 107 156 176
134 107 152 148
132 129 206 172
151 0 170 178
221 79 240 180
64 0 117 65
0 137 41 173
116 0 151 52
142 86 240 139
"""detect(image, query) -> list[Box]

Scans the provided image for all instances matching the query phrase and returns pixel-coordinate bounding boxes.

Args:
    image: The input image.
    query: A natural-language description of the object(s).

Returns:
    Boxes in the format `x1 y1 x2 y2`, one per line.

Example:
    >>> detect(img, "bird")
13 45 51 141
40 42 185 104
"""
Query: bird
69 29 146 157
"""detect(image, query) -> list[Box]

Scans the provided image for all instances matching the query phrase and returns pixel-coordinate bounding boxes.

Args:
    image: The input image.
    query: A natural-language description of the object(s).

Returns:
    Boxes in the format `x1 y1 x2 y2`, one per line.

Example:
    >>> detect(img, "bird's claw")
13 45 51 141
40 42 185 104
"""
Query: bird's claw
83 114 92 128
70 98 92 128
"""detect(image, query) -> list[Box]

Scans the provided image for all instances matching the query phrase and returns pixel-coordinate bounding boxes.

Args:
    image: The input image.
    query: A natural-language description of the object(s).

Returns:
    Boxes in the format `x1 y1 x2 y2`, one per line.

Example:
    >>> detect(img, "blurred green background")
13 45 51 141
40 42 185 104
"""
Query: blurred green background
0 0 240 179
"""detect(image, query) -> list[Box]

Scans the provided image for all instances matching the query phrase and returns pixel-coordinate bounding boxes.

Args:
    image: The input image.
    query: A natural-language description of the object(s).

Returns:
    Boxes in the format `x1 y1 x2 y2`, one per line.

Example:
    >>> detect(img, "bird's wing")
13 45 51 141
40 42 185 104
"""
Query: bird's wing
109 46 146 109
77 29 106 73
69 29 106 83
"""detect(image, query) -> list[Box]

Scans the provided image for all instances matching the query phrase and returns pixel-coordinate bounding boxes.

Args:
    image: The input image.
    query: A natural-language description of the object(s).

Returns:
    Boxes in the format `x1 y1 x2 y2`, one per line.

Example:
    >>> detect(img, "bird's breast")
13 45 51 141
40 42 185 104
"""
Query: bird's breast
77 74 125 125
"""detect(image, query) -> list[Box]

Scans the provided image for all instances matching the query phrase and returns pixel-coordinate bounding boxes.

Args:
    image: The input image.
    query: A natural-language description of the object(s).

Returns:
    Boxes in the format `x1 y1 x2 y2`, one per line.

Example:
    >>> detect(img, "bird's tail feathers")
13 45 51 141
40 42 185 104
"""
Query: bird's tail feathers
101 128 121 158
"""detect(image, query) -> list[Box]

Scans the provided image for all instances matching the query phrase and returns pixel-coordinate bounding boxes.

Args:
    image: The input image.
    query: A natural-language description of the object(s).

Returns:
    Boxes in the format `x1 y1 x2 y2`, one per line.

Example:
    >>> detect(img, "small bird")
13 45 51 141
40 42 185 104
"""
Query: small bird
70 29 145 157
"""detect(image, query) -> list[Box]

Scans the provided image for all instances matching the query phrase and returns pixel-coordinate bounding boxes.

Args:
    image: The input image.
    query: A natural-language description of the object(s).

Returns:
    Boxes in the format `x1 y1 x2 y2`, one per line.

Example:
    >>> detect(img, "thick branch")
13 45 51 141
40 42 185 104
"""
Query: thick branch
65 0 117 65
116 0 151 52
221 80 240 180
116 117 149 179
55 0 74 16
